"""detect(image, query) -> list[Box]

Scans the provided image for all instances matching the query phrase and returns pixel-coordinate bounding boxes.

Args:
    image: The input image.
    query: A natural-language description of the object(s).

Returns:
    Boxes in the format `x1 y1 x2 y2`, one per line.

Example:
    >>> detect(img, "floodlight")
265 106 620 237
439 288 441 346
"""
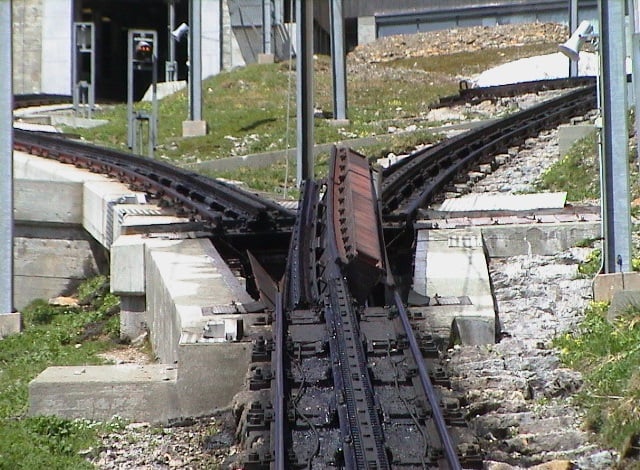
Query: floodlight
559 20 594 61
172 22 189 41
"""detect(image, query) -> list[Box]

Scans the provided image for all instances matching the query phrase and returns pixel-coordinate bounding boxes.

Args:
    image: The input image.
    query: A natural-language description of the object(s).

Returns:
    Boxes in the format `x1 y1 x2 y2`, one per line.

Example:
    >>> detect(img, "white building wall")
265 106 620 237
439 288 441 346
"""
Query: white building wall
202 0 222 78
41 0 72 94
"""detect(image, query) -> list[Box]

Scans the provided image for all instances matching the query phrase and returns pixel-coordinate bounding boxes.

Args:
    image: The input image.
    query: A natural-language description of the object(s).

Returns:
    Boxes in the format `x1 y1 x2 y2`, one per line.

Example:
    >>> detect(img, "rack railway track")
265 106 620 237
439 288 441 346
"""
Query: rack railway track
13 79 598 467
13 128 296 235
243 147 481 469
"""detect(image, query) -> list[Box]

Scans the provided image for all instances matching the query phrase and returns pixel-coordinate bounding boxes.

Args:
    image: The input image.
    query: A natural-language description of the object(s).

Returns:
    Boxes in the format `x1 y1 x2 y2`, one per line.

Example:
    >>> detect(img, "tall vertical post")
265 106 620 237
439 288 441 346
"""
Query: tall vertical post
629 0 640 168
296 0 314 184
0 0 18 334
167 0 177 81
599 0 632 272
569 0 579 77
189 0 202 122
330 0 347 122
263 0 272 55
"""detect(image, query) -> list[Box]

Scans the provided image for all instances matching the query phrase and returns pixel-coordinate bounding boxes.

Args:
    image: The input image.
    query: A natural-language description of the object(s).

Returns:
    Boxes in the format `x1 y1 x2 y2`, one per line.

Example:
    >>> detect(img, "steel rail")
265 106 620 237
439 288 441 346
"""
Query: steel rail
284 180 320 309
14 94 72 109
435 76 596 108
273 290 286 470
393 289 462 469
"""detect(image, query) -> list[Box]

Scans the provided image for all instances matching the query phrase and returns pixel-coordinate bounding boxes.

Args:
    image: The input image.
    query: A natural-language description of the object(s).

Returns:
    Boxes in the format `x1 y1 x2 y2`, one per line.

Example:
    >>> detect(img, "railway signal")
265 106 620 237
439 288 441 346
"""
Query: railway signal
127 30 158 158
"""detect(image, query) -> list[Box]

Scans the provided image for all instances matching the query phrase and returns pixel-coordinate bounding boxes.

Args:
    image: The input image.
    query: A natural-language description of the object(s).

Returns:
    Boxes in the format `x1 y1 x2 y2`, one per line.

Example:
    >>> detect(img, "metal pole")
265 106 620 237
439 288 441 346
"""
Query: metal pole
296 0 314 184
599 0 633 272
127 31 135 148
330 0 347 121
263 0 272 55
0 0 14 315
569 0 579 77
167 0 177 81
150 51 158 157
89 25 95 118
629 0 640 169
189 0 202 122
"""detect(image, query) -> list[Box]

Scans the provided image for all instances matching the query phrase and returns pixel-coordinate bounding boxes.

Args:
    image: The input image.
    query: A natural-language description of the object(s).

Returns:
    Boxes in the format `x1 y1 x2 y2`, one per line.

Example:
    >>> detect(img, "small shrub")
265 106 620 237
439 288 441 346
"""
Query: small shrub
554 302 640 452
577 248 602 277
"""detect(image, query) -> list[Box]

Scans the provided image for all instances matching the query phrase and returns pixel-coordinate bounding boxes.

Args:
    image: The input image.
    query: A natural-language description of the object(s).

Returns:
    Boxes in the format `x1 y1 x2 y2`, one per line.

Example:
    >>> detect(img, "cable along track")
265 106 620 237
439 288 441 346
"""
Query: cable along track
242 147 482 469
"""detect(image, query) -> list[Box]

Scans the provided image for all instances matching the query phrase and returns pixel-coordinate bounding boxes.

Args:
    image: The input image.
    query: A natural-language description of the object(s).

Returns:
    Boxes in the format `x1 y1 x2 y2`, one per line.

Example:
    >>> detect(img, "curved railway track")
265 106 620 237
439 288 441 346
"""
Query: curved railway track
380 83 596 225
13 128 296 235
13 78 598 467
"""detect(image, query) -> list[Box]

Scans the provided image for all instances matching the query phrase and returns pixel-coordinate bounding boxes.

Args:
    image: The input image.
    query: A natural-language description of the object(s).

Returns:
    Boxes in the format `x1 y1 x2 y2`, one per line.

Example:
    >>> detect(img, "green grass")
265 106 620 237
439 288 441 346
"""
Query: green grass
553 302 640 455
536 131 601 201
64 43 567 195
0 276 125 468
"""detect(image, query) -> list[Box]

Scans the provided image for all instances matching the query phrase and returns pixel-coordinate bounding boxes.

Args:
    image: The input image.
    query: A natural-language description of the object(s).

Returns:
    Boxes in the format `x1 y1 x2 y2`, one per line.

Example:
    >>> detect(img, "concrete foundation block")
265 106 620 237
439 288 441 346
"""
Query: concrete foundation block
182 120 208 137
257 53 274 64
15 180 83 224
111 236 146 295
358 16 376 44
120 295 147 341
481 222 601 257
608 290 640 322
0 312 22 337
593 272 640 303
83 180 141 249
14 235 102 310
410 304 497 346
558 123 596 156
451 316 497 345
177 342 251 416
29 365 178 423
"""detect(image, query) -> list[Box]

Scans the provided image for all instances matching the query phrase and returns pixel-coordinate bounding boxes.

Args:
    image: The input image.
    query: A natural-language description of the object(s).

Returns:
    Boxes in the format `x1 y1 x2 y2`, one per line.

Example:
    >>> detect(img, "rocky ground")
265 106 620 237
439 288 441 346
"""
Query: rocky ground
442 124 618 469
88 22 622 469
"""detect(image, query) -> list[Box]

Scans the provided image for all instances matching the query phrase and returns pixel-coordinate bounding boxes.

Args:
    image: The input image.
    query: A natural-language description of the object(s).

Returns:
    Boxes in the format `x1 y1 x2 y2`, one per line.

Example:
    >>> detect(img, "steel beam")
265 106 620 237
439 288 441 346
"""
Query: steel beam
330 0 347 121
167 0 177 81
296 0 314 184
599 0 632 272
0 0 13 315
569 0 579 77
263 0 272 55
189 0 203 122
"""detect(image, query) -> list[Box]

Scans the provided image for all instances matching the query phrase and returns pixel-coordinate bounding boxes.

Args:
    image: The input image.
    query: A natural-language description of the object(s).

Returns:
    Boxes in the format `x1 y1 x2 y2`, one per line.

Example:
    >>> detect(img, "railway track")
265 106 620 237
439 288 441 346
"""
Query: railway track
240 147 482 469
12 78 598 467
380 83 597 226
13 128 296 235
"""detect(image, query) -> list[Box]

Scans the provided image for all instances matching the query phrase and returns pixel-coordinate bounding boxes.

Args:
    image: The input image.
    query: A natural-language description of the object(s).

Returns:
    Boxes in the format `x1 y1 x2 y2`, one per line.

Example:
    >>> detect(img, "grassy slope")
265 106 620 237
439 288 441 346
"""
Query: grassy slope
0 278 124 468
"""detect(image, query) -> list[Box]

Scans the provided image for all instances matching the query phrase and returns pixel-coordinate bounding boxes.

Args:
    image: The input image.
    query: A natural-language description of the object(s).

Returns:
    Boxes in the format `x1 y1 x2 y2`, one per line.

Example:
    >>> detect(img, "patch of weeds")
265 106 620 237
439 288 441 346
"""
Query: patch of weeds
577 248 602 277
536 131 600 201
553 302 640 453
575 237 600 248
0 275 127 467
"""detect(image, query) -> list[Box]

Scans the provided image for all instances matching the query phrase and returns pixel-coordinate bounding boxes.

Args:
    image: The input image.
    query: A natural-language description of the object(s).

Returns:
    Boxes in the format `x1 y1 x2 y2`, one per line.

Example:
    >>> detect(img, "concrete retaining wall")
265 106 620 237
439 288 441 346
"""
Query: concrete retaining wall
481 222 601 258
22 151 259 422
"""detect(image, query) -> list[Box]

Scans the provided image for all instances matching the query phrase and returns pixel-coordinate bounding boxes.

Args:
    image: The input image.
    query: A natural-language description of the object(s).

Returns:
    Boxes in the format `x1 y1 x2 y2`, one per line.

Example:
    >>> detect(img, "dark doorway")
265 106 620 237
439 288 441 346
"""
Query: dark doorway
76 0 188 102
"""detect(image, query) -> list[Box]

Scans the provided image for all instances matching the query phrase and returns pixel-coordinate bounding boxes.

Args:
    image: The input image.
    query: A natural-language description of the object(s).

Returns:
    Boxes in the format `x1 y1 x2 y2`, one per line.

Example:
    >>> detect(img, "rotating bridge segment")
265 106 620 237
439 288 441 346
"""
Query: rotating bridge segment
328 145 386 304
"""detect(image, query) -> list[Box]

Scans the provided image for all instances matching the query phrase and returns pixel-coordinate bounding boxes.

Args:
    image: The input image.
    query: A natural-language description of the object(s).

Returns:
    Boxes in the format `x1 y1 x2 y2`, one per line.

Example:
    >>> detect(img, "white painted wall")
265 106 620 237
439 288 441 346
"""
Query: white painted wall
202 0 222 78
41 0 72 94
